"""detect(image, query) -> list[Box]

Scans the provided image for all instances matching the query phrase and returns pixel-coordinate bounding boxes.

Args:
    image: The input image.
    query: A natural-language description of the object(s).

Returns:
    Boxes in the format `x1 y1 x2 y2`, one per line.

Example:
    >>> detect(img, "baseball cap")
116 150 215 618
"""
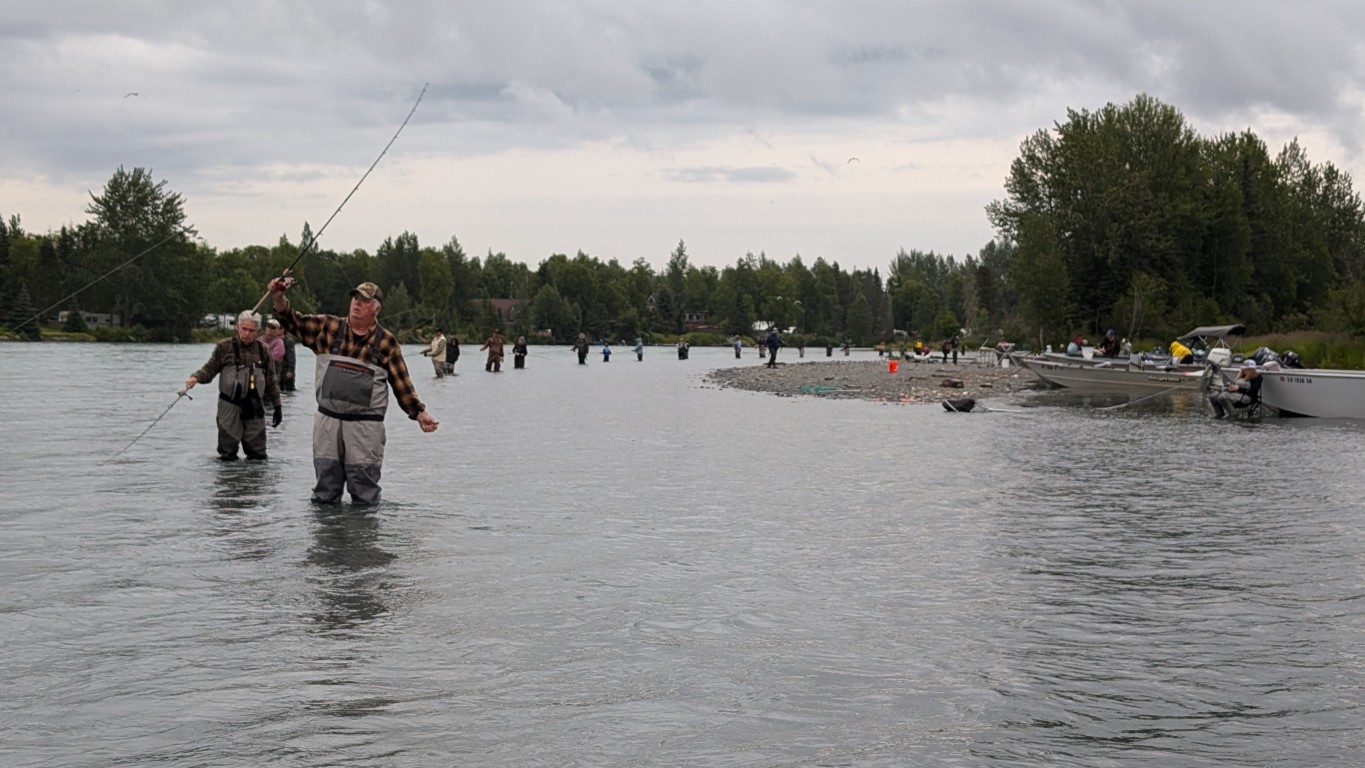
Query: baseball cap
350 282 384 302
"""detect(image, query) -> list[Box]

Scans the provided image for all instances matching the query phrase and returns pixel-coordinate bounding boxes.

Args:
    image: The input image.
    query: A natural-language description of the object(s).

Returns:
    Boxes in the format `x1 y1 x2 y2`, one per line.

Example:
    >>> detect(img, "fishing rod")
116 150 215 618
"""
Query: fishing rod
9 226 195 333
253 82 429 314
1095 383 1194 411
106 389 192 461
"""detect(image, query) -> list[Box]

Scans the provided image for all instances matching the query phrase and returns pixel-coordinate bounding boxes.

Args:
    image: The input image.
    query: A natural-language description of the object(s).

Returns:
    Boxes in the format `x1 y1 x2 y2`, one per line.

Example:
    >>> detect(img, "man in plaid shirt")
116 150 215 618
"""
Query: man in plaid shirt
270 279 439 504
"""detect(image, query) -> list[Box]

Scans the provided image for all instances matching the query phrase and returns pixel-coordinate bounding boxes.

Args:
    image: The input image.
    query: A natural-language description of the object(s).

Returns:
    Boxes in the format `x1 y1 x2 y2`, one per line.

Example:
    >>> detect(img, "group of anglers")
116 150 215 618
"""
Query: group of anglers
418 328 532 375
186 280 439 505
419 330 649 373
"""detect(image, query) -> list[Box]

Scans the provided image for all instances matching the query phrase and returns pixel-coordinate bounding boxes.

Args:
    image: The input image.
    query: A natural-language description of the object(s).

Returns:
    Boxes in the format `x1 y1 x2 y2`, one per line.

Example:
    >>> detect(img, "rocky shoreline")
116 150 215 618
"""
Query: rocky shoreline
705 358 1040 406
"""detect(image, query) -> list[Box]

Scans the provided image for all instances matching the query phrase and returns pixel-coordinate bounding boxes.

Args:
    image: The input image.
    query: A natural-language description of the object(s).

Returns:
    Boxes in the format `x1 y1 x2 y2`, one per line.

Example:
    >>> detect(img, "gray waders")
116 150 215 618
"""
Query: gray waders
312 327 389 505
217 343 268 460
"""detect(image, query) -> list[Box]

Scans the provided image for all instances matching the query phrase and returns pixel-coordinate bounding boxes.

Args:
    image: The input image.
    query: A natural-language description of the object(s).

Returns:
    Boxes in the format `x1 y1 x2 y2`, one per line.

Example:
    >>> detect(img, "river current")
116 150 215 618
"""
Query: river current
2 343 1360 766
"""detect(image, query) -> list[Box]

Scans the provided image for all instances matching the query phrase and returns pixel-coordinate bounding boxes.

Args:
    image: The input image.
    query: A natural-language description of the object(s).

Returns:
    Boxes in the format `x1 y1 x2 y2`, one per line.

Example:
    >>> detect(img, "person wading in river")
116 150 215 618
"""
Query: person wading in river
269 279 438 505
420 328 448 378
481 328 506 372
185 310 282 461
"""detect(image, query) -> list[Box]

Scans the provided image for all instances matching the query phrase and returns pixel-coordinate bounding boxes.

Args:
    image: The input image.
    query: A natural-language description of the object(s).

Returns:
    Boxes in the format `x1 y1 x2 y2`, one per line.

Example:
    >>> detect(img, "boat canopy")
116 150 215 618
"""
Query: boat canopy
1176 324 1245 343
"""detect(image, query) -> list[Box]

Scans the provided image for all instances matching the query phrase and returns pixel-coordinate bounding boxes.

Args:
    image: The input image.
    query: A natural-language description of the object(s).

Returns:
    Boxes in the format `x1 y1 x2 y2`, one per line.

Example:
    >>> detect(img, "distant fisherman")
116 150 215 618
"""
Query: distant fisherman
421 328 448 378
184 310 282 461
269 279 438 505
481 329 505 372
573 332 590 364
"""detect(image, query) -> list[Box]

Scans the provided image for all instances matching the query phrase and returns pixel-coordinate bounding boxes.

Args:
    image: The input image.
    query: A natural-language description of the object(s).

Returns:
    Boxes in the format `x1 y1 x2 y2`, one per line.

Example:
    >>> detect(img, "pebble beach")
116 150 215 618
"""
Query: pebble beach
705 356 1040 405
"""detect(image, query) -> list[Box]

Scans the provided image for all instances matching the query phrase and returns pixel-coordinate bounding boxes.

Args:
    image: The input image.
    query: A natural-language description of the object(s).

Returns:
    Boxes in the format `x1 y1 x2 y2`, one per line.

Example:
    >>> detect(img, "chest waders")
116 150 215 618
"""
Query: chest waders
430 337 447 378
217 339 269 460
312 322 389 505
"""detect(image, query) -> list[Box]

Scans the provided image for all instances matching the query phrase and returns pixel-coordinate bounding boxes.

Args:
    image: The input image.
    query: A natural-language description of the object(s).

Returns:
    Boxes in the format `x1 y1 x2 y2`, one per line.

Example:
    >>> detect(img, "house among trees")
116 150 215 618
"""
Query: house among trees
57 310 121 328
683 311 712 331
473 298 524 329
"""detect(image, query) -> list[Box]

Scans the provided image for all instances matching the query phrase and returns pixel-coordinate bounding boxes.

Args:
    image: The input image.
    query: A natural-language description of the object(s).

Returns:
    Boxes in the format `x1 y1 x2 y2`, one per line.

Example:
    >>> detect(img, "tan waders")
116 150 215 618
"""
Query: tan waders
312 329 389 505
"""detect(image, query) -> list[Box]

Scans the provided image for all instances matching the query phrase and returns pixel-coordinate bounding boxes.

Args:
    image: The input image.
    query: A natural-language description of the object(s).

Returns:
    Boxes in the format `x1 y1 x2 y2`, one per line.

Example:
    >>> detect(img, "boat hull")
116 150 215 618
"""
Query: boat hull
1022 358 1209 393
1259 368 1365 418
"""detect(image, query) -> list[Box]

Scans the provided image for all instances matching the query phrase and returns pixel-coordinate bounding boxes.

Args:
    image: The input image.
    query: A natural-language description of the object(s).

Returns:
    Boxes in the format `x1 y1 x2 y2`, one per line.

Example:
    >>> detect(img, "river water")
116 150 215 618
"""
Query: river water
2 343 1361 767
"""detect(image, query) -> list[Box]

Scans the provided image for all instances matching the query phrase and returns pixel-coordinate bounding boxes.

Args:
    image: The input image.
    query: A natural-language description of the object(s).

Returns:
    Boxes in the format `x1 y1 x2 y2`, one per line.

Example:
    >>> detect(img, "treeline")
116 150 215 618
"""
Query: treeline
4 95 1365 345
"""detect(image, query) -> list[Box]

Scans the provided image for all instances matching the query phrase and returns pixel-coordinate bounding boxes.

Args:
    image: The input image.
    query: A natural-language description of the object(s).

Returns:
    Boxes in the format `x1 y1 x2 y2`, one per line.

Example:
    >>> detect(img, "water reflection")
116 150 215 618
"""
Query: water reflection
305 508 396 634
205 461 280 561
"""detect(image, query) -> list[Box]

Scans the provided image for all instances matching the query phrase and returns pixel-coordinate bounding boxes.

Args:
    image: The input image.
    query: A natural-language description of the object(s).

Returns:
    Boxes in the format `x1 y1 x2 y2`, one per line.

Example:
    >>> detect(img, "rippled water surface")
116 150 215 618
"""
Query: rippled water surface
2 343 1361 766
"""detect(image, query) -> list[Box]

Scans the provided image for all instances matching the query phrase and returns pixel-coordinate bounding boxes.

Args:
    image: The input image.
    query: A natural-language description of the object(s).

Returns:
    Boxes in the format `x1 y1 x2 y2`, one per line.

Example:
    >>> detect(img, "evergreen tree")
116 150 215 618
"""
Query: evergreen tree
7 282 42 339
62 303 89 333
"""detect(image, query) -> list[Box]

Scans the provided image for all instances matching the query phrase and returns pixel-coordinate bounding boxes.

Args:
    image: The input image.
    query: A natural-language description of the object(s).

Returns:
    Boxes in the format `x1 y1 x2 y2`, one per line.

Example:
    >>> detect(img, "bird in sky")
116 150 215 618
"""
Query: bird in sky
124 92 139 98
847 157 860 164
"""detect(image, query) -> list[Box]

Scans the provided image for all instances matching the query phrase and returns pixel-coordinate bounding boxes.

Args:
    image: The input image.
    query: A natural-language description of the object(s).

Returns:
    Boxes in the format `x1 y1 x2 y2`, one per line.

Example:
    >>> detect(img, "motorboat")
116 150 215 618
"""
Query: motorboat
1017 324 1242 393
1020 355 1212 392
1033 324 1244 370
1253 367 1365 418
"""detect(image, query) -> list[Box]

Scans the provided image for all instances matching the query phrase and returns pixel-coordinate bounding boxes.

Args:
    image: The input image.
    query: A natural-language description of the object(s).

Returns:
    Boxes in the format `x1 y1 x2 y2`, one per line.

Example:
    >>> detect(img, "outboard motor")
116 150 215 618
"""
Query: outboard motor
1280 350 1304 369
1251 346 1281 366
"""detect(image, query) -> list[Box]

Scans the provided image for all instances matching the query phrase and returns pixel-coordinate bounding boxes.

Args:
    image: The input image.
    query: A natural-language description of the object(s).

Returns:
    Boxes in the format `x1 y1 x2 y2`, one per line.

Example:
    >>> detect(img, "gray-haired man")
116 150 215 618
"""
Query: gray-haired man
185 310 283 460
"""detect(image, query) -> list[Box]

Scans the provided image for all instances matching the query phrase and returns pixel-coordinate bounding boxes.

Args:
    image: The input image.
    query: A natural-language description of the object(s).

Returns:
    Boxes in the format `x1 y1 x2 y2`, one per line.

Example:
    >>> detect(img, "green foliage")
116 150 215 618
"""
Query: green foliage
6 282 42 339
62 306 89 333
930 308 960 339
845 290 873 343
988 94 1365 340
1243 331 1365 369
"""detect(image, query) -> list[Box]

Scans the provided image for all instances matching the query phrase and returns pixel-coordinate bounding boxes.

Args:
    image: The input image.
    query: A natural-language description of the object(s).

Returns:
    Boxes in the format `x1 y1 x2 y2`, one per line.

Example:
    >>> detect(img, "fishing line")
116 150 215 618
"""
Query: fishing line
1095 383 1194 411
9 226 195 333
254 82 430 313
106 389 193 461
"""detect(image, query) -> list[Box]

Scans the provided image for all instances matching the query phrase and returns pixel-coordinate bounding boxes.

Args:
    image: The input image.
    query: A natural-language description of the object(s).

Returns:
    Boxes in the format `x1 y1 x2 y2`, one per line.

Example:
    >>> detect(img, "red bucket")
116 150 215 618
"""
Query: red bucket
888 359 899 373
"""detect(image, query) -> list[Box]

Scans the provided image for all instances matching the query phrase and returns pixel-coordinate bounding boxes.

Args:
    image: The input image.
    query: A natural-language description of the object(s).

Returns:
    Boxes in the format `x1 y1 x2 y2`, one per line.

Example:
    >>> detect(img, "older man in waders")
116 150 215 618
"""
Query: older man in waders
270 279 439 505
185 310 282 460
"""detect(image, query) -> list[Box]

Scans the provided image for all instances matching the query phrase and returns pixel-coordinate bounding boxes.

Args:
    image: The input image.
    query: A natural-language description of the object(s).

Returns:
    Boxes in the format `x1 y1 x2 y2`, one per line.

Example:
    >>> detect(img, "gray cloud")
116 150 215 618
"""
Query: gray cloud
5 1 1365 265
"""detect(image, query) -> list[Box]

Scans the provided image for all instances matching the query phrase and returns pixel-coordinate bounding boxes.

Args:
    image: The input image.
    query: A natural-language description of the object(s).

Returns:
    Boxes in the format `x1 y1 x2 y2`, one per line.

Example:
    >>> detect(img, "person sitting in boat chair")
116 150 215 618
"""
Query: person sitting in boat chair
1209 360 1262 419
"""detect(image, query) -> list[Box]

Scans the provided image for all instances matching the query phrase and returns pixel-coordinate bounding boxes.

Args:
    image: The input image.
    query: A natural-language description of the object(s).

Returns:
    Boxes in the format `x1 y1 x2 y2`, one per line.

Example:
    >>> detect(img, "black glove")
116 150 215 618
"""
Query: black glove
272 407 283 428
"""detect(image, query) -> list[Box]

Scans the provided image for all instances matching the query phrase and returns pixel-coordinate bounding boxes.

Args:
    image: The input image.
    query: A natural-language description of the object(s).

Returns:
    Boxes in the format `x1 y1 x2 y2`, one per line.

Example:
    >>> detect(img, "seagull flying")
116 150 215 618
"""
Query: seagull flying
124 92 139 98
847 157 860 164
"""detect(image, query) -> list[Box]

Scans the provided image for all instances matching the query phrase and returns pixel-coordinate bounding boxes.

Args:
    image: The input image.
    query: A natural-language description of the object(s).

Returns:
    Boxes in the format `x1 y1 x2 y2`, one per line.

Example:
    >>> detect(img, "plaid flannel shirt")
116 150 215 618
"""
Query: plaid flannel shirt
276 302 425 420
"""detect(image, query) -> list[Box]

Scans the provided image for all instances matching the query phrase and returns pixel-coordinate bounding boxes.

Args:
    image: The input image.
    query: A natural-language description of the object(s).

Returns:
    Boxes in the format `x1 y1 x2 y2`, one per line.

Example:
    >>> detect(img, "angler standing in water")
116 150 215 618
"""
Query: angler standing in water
270 279 438 505
573 332 590 364
634 337 644 361
512 335 528 369
481 328 505 372
420 327 448 378
184 310 282 461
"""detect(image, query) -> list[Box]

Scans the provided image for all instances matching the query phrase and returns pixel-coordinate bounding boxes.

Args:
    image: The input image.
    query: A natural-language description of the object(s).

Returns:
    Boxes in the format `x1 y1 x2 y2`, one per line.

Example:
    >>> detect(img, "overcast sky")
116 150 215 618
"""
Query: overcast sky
3 1 1364 272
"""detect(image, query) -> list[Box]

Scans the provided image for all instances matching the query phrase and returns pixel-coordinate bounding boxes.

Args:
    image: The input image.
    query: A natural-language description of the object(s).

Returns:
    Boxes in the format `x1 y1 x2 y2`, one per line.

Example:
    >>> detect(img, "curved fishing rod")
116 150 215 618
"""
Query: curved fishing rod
253 82 429 313
106 389 193 462
9 225 195 333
